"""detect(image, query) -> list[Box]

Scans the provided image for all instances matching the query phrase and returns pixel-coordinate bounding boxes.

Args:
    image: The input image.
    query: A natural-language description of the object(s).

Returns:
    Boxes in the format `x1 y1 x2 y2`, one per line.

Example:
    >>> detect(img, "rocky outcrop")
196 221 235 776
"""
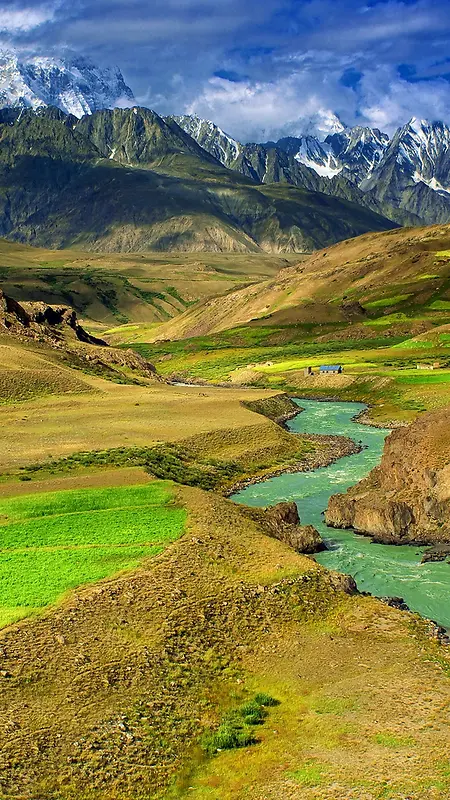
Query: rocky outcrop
1 288 160 381
241 393 300 424
244 501 325 554
326 407 450 544
421 544 450 563
20 301 107 346
340 300 367 319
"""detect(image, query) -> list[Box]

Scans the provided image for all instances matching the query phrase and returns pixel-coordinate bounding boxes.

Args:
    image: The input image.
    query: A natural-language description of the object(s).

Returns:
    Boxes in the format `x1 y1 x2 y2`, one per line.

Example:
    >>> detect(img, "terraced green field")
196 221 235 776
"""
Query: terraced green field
0 482 186 627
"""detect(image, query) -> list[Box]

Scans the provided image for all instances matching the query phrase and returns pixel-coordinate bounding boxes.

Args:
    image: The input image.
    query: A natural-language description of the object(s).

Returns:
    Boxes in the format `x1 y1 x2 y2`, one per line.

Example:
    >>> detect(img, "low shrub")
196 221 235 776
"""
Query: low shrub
254 692 280 707
201 722 257 755
201 694 278 755
22 444 242 490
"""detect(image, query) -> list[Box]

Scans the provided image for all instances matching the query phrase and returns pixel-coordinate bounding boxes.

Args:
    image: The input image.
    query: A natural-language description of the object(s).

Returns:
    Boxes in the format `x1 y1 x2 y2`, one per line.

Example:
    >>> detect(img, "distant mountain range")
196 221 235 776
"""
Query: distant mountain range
172 115 450 226
0 50 449 248
0 105 396 253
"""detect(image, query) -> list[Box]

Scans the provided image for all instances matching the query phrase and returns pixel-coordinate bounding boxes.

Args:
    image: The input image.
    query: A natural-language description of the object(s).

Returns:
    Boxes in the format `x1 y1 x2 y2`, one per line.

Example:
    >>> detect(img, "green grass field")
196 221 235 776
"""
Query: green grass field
364 294 411 308
0 482 186 626
127 319 450 423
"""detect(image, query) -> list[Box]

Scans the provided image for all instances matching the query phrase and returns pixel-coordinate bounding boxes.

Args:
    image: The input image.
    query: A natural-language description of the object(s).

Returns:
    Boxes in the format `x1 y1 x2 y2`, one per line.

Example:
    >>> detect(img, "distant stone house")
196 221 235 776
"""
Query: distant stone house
304 366 313 376
320 365 343 374
416 362 440 370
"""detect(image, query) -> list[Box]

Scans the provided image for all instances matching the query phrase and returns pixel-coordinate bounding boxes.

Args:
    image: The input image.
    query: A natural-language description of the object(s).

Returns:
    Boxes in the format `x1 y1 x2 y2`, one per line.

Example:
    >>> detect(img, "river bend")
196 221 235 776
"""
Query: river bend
232 400 450 629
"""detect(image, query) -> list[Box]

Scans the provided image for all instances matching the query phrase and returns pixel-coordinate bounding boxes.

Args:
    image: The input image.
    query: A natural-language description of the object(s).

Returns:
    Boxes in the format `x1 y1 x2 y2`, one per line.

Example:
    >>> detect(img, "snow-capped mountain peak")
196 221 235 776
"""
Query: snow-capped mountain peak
293 109 345 137
170 114 242 166
272 125 390 184
391 117 450 193
292 136 342 178
0 50 134 117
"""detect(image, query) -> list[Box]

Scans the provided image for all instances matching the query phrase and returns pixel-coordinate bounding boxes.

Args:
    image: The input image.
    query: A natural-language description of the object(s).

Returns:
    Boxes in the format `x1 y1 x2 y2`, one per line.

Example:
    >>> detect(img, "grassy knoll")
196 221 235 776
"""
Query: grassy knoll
0 367 282 471
12 413 328 496
0 338 97 404
0 485 449 799
0 482 186 626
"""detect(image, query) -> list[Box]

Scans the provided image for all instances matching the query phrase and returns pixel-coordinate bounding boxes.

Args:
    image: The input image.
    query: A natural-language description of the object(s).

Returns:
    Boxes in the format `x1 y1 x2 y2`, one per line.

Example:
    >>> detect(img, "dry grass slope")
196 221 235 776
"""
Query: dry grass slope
0 237 299 326
0 341 93 403
149 223 450 340
0 485 448 799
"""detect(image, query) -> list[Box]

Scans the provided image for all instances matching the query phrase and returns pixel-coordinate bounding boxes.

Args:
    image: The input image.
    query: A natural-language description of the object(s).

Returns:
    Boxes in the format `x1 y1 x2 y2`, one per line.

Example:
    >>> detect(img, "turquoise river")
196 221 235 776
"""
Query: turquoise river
232 399 450 629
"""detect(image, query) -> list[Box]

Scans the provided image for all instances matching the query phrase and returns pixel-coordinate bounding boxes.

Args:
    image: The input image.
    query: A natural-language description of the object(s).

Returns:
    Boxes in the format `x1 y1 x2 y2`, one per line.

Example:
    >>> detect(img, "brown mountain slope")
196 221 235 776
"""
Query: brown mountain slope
326 406 450 544
150 223 450 340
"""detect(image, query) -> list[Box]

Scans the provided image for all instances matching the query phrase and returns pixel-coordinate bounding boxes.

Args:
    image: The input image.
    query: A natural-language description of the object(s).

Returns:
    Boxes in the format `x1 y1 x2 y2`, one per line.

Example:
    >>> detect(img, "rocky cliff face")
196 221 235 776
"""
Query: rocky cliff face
326 408 450 544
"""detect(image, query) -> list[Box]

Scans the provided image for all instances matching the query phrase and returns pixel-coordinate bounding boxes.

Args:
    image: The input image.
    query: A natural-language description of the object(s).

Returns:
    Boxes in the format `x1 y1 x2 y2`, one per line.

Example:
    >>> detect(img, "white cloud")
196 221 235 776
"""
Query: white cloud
359 67 450 133
181 55 450 143
185 71 356 142
0 0 450 142
0 6 55 33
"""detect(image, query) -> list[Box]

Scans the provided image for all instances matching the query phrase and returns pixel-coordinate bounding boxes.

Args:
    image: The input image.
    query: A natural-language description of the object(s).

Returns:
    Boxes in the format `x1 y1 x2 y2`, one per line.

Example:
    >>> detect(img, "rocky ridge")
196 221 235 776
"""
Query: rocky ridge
174 114 450 226
325 407 450 545
0 288 160 381
0 106 397 253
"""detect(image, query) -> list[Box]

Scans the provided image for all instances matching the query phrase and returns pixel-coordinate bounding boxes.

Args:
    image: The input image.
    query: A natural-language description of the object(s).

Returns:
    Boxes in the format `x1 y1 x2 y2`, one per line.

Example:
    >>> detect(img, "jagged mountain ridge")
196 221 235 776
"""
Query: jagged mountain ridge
0 105 397 254
0 50 134 118
173 115 450 225
363 118 450 224
0 48 446 227
0 50 448 226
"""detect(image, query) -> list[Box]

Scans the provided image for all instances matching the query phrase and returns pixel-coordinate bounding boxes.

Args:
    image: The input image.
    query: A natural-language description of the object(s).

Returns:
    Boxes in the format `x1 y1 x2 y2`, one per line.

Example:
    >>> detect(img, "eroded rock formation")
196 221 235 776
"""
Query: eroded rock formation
326 407 450 544
1 288 160 380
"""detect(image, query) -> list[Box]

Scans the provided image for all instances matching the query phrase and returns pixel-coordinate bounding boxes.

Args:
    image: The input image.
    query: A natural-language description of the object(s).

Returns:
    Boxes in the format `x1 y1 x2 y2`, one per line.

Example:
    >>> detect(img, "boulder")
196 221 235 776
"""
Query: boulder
245 501 325 554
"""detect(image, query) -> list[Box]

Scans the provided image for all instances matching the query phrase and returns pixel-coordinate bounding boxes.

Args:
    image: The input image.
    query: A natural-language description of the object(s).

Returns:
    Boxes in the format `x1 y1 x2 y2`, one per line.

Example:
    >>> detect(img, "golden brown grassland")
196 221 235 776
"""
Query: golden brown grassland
1 230 450 799
0 237 299 327
0 485 448 800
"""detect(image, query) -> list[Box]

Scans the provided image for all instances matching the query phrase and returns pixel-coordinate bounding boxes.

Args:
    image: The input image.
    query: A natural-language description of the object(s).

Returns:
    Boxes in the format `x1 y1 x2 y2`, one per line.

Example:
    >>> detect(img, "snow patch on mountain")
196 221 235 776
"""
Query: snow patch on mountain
0 50 134 117
392 117 450 192
295 109 346 138
172 114 241 166
293 137 342 178
412 172 450 195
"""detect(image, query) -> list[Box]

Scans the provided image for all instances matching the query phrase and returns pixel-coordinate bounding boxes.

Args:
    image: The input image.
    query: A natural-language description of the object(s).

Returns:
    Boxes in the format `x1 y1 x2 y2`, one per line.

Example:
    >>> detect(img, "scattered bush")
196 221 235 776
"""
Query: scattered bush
22 444 242 490
238 701 267 725
201 722 256 755
254 692 280 707
201 694 279 755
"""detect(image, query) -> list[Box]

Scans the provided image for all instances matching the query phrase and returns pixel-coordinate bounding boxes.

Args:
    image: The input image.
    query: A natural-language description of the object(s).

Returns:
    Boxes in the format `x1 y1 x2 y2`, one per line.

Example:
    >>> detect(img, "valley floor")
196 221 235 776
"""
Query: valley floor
0 371 278 471
1 228 450 799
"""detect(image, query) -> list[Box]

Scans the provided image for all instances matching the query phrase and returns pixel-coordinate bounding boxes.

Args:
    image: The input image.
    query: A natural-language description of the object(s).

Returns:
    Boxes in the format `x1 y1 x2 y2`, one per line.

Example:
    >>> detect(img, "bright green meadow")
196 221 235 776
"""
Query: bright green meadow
0 482 186 627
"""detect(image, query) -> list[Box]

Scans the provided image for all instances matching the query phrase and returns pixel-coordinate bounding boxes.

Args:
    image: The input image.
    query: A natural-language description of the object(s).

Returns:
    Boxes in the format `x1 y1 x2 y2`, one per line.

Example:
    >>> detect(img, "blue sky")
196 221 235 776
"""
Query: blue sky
1 0 450 140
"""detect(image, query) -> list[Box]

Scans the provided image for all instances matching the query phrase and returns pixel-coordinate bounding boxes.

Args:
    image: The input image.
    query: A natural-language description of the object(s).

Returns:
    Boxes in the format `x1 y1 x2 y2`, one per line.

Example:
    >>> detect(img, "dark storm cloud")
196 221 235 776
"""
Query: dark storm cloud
1 0 450 139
